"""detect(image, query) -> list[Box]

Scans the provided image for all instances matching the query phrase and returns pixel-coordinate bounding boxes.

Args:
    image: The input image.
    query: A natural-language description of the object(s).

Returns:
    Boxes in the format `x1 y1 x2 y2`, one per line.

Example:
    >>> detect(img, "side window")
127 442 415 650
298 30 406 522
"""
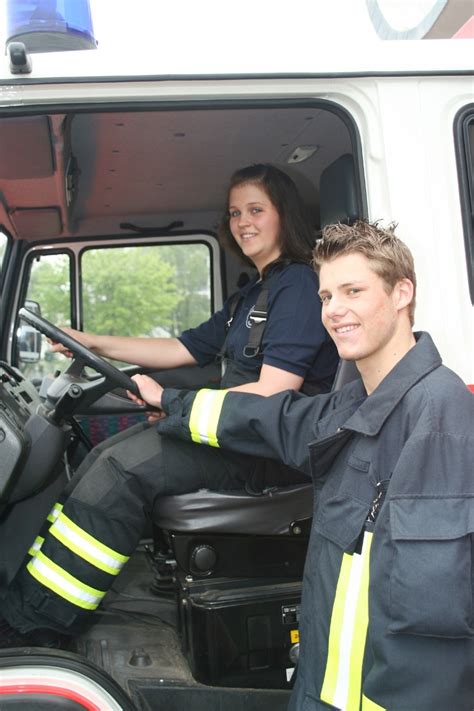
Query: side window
81 242 211 344
18 252 71 379
455 106 474 304
0 231 7 280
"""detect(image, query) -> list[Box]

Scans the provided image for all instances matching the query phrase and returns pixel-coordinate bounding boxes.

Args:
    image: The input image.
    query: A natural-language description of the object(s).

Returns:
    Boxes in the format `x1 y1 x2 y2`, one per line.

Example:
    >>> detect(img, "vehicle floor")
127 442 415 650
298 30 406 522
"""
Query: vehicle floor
72 547 292 711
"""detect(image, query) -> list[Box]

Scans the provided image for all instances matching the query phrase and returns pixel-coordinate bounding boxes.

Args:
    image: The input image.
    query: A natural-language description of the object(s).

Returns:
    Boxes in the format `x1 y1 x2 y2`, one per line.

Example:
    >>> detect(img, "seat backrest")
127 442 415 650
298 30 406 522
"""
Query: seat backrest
319 153 360 228
332 358 361 391
319 153 363 392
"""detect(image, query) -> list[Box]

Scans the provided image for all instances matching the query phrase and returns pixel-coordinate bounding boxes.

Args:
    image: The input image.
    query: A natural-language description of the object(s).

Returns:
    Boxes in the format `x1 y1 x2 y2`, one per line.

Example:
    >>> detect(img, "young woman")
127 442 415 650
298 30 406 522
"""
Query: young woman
1 164 338 642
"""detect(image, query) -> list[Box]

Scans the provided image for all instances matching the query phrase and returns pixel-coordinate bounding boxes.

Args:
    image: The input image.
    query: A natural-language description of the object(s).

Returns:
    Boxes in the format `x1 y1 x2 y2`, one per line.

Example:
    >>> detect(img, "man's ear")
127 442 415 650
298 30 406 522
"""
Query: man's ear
394 278 414 312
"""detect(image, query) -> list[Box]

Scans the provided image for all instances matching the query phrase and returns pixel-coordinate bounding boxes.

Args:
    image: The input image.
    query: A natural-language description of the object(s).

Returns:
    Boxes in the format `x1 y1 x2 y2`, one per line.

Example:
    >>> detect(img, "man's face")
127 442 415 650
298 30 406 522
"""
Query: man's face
318 252 405 366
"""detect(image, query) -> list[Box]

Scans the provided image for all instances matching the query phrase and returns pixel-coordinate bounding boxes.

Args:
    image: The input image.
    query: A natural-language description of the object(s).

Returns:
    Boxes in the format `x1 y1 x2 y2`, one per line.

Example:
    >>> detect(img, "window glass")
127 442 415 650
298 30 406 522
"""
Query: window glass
455 107 474 304
81 242 211 343
0 231 7 279
18 252 71 379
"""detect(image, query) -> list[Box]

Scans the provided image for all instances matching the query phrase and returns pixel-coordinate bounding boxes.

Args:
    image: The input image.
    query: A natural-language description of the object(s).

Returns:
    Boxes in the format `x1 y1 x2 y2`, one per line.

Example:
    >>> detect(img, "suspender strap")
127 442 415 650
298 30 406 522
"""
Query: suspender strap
243 284 270 358
216 291 244 362
217 269 281 363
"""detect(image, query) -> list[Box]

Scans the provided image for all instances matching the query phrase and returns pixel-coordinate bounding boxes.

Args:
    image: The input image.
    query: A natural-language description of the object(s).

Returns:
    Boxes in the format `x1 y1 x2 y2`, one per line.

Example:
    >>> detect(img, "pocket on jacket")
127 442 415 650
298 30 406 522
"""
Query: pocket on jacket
389 496 474 638
314 494 369 552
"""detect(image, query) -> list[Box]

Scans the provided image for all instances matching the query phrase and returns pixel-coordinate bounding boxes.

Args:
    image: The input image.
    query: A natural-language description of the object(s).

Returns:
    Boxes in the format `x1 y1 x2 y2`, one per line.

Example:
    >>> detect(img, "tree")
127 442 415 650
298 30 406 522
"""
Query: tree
159 243 211 335
27 254 71 326
81 246 179 336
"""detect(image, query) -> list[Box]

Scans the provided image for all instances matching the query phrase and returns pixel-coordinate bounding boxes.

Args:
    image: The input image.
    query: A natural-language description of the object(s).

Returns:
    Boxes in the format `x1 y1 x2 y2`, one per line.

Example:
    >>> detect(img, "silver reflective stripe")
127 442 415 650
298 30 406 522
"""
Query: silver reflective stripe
47 502 63 523
189 389 227 447
50 512 129 576
27 551 105 610
28 535 44 557
321 531 373 710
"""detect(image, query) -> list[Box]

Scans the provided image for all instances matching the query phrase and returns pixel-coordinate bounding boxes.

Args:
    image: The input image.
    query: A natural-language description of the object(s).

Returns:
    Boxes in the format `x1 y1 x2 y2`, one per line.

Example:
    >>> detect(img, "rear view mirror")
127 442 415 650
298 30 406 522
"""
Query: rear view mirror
17 299 42 363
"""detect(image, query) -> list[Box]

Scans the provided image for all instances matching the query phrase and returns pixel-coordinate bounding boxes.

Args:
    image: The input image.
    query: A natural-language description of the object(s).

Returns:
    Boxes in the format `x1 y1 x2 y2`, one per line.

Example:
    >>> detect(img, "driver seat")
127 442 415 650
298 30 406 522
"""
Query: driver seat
152 358 360 578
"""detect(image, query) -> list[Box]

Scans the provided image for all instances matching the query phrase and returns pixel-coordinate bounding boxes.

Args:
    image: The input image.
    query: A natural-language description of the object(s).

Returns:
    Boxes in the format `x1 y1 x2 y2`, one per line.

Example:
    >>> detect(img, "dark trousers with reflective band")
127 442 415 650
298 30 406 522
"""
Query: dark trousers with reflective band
3 422 304 634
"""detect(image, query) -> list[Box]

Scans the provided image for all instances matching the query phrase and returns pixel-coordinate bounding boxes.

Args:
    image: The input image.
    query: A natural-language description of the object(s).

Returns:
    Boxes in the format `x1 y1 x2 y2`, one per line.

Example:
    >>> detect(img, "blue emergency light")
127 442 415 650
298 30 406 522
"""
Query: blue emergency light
6 0 97 53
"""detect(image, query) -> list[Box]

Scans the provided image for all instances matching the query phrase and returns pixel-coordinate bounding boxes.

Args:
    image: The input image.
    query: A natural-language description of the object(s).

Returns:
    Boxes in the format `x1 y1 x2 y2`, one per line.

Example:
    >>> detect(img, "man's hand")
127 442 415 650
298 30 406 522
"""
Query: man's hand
128 373 165 423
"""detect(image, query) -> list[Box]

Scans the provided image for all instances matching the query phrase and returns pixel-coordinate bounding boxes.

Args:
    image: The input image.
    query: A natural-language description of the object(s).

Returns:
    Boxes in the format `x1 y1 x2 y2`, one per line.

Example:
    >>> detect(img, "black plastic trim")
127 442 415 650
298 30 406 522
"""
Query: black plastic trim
453 103 474 304
0 69 473 88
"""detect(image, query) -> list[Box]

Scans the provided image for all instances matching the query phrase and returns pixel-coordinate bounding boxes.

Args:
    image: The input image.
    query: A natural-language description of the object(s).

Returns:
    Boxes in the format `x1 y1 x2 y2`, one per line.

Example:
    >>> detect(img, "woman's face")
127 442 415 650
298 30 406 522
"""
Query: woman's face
228 183 282 273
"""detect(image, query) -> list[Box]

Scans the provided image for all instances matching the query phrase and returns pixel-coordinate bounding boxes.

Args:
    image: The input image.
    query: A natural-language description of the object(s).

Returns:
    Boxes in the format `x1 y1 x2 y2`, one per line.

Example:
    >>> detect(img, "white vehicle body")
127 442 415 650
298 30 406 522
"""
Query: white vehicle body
0 3 473 709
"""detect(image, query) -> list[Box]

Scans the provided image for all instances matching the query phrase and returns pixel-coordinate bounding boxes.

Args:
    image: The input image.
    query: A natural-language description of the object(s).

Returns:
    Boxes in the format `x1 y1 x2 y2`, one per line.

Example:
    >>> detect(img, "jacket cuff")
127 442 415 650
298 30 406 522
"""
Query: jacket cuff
161 388 192 415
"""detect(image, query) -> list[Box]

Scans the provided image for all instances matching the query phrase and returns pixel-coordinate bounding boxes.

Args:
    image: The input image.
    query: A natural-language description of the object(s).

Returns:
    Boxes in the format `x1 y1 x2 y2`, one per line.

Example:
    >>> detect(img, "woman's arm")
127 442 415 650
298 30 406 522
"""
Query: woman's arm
50 329 197 369
227 265 327 397
228 363 303 396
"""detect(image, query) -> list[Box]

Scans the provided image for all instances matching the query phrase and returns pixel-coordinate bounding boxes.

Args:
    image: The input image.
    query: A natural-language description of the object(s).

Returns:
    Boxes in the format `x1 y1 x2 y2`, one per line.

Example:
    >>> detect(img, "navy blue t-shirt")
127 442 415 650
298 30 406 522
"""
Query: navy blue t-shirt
179 263 338 391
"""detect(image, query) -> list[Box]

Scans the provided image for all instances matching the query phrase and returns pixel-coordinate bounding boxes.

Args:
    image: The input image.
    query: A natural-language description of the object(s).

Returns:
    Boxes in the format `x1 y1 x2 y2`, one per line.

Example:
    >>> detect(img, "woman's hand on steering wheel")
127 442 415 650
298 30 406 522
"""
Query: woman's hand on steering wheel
49 327 92 358
18 307 140 396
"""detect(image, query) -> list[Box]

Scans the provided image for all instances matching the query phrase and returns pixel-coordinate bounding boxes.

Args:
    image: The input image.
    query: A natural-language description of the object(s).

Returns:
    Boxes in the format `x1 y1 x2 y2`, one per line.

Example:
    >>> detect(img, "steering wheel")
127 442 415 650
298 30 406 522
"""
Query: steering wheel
18 307 140 397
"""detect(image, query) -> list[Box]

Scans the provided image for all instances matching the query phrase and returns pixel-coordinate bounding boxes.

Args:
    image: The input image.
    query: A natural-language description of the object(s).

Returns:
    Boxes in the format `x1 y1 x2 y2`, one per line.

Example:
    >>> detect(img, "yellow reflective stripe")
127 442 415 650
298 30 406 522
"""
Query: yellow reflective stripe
47 502 63 523
347 533 373 707
27 502 63 556
321 549 354 704
27 550 105 610
50 512 129 576
362 694 386 711
28 535 44 557
321 531 373 711
188 389 227 447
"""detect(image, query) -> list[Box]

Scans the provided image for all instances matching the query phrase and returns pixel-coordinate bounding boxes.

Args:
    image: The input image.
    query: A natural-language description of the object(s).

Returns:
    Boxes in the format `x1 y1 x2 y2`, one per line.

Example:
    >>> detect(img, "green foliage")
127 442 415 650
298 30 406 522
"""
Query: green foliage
158 244 211 335
28 254 71 325
26 243 212 339
19 242 212 378
82 247 179 336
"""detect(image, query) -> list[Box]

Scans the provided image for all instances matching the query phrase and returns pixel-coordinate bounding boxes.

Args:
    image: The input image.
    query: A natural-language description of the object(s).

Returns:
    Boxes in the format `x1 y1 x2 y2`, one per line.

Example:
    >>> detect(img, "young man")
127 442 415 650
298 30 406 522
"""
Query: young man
141 220 474 711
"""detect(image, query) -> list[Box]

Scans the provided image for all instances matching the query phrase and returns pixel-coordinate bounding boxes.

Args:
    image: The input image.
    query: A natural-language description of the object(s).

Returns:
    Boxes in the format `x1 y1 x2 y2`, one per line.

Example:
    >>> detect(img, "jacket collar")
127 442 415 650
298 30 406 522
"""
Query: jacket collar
342 332 442 437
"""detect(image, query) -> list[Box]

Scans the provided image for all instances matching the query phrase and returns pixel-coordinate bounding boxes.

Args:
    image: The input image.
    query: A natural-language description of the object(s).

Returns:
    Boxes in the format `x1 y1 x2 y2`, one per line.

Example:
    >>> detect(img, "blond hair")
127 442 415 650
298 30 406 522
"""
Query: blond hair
313 220 416 324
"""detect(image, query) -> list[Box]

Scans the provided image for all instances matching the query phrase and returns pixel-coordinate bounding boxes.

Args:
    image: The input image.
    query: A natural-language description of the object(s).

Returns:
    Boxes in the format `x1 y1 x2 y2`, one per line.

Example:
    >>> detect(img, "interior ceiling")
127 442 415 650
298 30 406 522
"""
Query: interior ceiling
0 105 352 241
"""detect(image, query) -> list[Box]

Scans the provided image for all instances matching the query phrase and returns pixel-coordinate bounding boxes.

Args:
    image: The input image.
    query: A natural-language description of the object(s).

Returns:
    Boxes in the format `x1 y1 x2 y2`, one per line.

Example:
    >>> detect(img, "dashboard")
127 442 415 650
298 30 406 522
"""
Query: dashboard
0 363 69 505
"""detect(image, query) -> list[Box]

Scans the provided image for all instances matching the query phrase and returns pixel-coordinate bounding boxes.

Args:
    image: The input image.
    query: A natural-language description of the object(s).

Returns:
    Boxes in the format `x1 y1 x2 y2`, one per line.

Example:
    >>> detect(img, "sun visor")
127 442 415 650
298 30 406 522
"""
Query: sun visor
9 207 62 239
0 116 54 179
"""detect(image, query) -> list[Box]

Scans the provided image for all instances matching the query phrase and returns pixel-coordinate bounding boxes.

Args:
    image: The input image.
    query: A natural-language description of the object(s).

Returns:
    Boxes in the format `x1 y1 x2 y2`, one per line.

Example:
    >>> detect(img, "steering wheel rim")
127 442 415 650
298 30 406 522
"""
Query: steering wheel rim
18 307 140 396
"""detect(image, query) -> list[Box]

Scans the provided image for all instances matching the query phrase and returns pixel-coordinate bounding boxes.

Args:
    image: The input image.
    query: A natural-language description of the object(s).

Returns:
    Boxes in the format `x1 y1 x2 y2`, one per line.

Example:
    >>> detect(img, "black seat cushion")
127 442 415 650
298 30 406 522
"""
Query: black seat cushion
153 483 313 535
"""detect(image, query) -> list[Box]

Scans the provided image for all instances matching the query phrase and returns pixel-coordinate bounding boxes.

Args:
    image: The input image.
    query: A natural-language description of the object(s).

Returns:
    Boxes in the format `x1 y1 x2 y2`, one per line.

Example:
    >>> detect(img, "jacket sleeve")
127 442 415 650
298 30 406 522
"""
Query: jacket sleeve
157 386 338 475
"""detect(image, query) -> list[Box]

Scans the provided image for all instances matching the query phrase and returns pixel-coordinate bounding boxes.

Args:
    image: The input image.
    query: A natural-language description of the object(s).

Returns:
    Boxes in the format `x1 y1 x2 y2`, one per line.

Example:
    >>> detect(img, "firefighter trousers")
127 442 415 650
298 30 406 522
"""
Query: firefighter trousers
3 422 303 634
